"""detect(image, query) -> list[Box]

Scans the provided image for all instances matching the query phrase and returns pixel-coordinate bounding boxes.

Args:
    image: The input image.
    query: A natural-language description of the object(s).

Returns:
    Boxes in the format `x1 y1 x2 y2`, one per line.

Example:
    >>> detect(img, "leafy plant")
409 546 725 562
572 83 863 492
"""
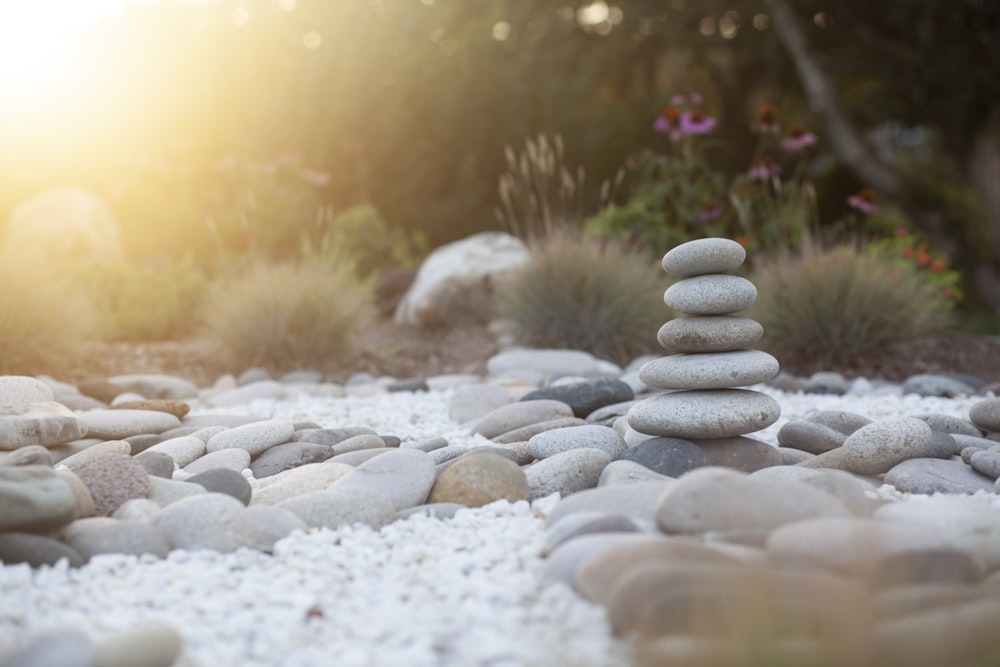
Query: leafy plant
496 228 668 365
747 234 954 367
0 258 97 374
199 259 374 372
77 258 207 342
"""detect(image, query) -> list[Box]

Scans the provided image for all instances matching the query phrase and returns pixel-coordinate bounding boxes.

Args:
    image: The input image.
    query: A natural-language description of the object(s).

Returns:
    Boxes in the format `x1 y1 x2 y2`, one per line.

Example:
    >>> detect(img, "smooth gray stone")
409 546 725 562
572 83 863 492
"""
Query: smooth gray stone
0 532 84 567
525 448 610 500
179 414 263 429
277 486 396 530
249 442 333 478
62 517 170 560
0 465 77 532
134 451 175 479
426 445 469 465
803 372 849 395
147 476 207 507
585 400 641 426
807 410 873 435
776 420 847 454
186 468 252 505
235 505 308 553
333 448 435 510
628 389 780 439
492 417 587 444
952 433 1000 452
884 458 996 494
520 378 634 419
639 351 779 391
695 436 783 472
143 436 205 467
198 381 288 407
544 511 642 553
927 432 960 458
545 480 671 527
181 448 251 475
155 425 202 440
656 316 763 354
1 628 95 667
777 447 814 465
330 434 386 456
970 449 1000 479
598 459 672 486
663 275 757 315
752 466 883 517
151 492 249 552
878 548 985 587
448 384 510 423
77 410 181 440
113 498 162 521
280 370 324 384
328 448 396 466
125 434 163 455
661 238 746 277
378 435 401 448
250 462 352 506
400 437 448 453
915 414 984 437
471 400 575 439
205 420 296 457
970 399 1000 433
486 349 610 381
387 378 429 393
902 374 978 398
436 447 520 478
798 417 933 476
396 503 466 521
542 533 651 586
614 437 708 477
527 425 627 460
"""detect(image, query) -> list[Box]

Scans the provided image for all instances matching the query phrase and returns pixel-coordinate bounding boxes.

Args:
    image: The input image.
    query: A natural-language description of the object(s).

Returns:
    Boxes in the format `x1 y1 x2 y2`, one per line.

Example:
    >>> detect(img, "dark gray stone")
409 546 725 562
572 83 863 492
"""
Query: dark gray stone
585 400 641 427
135 451 176 479
968 449 1000 480
884 458 996 494
695 436 782 472
0 532 84 567
915 414 984 437
776 420 846 454
292 427 377 446
388 378 429 393
185 468 252 505
521 378 635 419
126 434 163 455
927 432 960 459
249 442 334 479
614 438 708 478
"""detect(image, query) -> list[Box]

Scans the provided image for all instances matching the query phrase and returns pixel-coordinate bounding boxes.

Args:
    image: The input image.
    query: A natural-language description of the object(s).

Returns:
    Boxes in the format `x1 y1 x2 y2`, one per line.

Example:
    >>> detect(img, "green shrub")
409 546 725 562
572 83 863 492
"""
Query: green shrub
309 204 427 277
748 236 954 367
77 259 207 342
199 260 373 371
0 259 97 374
496 229 668 365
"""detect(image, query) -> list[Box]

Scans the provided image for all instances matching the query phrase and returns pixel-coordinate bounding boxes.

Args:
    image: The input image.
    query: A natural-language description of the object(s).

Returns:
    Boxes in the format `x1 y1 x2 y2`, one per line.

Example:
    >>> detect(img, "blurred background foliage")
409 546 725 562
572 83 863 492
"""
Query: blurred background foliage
1 0 998 314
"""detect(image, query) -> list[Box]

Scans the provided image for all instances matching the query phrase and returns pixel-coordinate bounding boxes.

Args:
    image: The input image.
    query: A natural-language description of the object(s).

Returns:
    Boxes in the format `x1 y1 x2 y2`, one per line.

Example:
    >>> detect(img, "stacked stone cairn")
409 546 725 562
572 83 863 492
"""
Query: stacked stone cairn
628 237 781 453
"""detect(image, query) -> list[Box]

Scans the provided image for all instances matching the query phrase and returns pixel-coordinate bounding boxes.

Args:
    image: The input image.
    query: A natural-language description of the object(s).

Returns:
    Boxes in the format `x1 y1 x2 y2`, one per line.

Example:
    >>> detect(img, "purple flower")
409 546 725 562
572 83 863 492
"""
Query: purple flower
781 124 817 153
698 202 724 223
671 91 703 106
680 110 716 136
847 188 878 215
748 156 782 182
653 106 685 143
752 103 780 135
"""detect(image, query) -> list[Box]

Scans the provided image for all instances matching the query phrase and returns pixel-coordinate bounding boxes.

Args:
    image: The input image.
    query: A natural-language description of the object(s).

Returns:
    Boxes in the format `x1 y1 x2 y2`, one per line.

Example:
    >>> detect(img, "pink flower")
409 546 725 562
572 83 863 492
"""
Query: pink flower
847 188 878 215
698 201 724 223
680 110 716 136
781 123 817 152
748 156 781 181
653 106 685 143
671 91 703 106
752 103 780 135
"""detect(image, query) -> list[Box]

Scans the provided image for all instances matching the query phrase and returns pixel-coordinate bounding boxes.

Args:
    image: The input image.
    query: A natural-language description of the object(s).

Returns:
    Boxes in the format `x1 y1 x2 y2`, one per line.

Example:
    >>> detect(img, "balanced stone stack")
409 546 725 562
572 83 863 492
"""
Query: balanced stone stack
628 237 781 443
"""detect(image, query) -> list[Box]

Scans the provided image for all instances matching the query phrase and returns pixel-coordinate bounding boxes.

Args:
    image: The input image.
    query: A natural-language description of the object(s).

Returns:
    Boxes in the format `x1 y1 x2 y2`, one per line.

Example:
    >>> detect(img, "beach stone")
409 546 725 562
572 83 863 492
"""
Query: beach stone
778 447 814 465
277 486 397 530
902 373 978 398
54 392 106 411
448 383 510 423
0 531 83 567
585 400 640 426
491 417 587 444
803 371 850 395
524 448 609 500
134 451 175 479
112 498 162 521
916 414 984 437
293 426 377 446
472 400 575 439
970 398 1000 432
250 462 353 505
654 467 850 535
106 374 198 400
661 237 746 276
486 348 610 380
79 379 132 403
884 458 995 494
695 436 782 472
54 469 95 519
181 448 251 475
0 376 54 412
330 433 386 456
92 620 182 667
78 410 181 440
969 449 1000 479
58 439 132 469
125 434 164 455
61 517 170 560
0 404 86 450
871 598 1000 665
927 431 960 458
147 476 207 506
663 275 757 315
330 448 396 466
72 453 151 516
333 448 435 510
544 511 642 553
546 480 671 527
628 389 780 439
234 505 308 553
109 399 190 419
186 468 252 505
876 496 1000 569
614 437 708 477
249 442 333 478
639 350 779 390
0 628 96 667
542 532 652 587
205 420 295 457
520 378 634 419
181 414 265 430
598 460 673 486
0 445 54 467
527 424 627 460
199 381 289 408
428 451 529 507
152 492 248 552
387 378 429 393
142 436 205 467
397 503 467 521
401 436 449 453
777 420 847 454
0 465 78 532
801 417 932 475
752 466 883 517
656 316 763 354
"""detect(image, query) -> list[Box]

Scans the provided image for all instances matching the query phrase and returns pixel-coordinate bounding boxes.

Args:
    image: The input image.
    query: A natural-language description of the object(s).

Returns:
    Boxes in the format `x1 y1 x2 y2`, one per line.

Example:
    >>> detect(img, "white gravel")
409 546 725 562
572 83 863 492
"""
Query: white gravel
0 384 993 666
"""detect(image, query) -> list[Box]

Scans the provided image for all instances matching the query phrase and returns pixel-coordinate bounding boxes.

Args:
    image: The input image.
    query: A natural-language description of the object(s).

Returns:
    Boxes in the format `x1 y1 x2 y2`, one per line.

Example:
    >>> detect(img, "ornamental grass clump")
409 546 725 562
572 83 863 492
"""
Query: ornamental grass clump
748 236 954 368
200 260 373 372
496 228 667 365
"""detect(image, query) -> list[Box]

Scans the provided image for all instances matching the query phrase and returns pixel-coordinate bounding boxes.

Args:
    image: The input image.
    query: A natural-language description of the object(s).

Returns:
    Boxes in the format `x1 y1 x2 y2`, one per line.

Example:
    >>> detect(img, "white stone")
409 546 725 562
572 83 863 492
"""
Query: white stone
0 376 54 414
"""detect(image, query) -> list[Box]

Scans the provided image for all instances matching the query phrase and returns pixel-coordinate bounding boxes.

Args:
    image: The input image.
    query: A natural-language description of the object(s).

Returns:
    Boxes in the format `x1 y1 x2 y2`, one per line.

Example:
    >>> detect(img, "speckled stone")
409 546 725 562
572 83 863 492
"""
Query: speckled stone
661 238 746 277
884 458 996 494
524 448 610 500
656 316 763 354
970 399 1000 433
72 454 151 516
527 424 627 460
798 417 932 476
143 436 205 468
249 442 334 478
205 420 296 457
628 389 780 439
663 275 757 315
639 350 779 390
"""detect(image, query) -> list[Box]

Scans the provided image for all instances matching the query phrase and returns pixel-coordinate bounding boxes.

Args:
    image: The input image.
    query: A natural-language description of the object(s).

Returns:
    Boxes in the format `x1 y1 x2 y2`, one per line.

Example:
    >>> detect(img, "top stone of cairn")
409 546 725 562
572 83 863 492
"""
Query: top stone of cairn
662 238 746 277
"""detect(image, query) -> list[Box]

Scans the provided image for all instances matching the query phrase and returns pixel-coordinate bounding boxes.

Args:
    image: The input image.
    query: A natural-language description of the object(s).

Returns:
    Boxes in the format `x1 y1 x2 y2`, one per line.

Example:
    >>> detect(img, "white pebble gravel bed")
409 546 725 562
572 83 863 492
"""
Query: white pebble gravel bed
0 384 993 666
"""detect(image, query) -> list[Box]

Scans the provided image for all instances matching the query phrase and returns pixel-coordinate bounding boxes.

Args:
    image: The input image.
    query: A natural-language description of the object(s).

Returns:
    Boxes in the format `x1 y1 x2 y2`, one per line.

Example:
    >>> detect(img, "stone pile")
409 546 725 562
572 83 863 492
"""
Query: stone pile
627 237 781 451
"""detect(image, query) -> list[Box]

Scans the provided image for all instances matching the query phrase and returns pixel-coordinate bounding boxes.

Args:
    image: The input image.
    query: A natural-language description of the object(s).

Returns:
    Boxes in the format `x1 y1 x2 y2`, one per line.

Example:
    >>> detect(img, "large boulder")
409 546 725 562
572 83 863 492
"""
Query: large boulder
2 188 124 264
394 232 529 327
